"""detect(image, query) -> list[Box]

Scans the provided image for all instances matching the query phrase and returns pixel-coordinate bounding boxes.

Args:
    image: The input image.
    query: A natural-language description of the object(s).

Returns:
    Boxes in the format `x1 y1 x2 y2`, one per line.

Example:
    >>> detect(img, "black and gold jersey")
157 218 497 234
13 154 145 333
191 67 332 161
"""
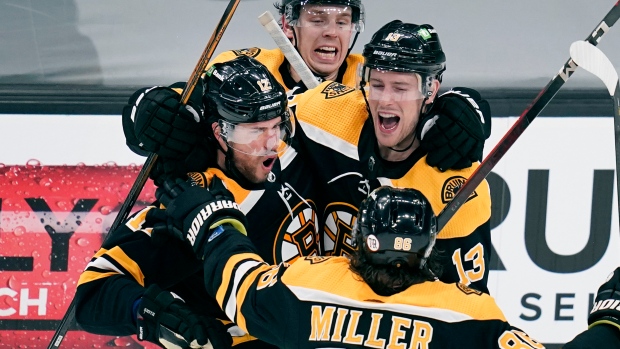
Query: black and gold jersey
203 229 543 349
290 81 492 293
185 155 320 265
208 47 364 91
75 146 318 348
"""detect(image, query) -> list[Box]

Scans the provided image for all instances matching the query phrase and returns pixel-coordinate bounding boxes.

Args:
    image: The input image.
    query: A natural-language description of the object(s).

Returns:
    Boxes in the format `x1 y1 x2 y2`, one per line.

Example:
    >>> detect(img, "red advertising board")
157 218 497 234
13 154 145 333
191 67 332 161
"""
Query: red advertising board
0 162 160 348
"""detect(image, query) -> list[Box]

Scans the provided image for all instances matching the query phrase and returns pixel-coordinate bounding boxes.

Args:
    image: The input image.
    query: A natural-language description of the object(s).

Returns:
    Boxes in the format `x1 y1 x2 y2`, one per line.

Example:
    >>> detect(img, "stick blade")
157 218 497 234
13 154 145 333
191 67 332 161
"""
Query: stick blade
570 40 619 96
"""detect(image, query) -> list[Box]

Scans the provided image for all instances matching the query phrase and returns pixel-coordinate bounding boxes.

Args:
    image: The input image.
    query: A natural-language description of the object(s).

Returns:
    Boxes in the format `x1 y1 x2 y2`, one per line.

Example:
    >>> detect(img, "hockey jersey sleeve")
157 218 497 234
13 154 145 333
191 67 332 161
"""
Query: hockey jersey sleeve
203 226 301 348
74 206 202 335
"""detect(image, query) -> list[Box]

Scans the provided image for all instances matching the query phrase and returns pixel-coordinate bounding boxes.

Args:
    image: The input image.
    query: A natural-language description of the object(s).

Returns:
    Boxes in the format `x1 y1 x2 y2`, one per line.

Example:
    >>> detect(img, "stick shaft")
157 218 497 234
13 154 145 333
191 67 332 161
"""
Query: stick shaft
258 11 319 89
613 85 620 235
46 1 241 347
437 1 620 231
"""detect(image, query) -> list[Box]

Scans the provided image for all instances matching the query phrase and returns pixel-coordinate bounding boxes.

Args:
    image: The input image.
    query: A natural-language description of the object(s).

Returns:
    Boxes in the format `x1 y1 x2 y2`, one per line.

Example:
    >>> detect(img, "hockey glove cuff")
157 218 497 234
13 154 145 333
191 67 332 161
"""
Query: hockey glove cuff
136 284 232 349
588 267 620 331
418 87 491 171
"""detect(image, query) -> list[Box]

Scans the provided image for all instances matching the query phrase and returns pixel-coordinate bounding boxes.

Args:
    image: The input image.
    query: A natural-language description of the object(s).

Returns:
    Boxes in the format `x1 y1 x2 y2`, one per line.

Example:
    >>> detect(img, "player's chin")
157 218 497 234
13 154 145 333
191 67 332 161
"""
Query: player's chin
308 60 341 77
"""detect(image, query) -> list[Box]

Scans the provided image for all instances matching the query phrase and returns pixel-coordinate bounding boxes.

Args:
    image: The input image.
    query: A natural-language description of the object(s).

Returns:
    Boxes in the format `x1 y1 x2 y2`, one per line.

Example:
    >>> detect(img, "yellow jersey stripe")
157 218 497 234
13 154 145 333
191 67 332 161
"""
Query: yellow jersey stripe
223 259 263 322
216 253 264 309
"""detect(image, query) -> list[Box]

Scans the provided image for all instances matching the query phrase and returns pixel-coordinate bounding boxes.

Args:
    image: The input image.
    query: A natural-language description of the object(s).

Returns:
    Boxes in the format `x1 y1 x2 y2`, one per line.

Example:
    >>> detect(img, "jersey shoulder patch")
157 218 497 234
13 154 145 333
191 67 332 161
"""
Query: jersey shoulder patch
441 176 478 204
187 172 207 187
456 282 483 296
321 81 355 99
231 47 261 58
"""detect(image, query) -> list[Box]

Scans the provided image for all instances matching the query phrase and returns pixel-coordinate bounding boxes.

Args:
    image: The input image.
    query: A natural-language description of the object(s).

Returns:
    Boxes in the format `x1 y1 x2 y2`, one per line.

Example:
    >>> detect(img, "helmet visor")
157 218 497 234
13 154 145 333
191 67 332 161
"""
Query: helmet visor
365 69 426 102
219 113 294 156
287 3 364 32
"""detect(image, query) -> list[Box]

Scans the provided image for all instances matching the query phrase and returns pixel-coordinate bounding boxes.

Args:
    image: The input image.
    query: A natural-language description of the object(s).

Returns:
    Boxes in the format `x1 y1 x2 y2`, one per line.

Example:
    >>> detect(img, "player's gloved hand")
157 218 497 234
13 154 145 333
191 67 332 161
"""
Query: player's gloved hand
136 284 232 349
122 86 203 158
149 144 215 187
418 87 491 172
154 176 247 259
588 267 620 331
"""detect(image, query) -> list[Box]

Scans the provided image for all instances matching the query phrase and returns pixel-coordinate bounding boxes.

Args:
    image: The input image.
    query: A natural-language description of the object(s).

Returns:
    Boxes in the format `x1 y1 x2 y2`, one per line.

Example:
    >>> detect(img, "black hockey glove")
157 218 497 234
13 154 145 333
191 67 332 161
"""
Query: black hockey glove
122 86 204 158
149 143 215 187
154 176 248 259
136 284 232 349
418 87 491 171
588 267 620 331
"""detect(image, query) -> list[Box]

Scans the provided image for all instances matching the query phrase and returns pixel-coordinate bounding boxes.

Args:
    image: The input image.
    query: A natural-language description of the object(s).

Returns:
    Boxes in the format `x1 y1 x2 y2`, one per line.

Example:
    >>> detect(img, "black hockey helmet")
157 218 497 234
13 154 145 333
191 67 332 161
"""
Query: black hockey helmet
203 56 293 157
352 186 437 269
203 55 288 124
360 20 446 97
278 0 365 32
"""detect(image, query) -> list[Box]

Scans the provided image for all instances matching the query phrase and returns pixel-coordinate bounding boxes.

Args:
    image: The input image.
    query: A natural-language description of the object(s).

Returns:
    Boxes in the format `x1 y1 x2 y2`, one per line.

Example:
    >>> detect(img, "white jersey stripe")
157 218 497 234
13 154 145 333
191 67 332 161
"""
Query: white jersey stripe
279 145 298 170
85 256 124 274
298 120 359 161
239 190 265 214
224 260 262 321
288 285 473 323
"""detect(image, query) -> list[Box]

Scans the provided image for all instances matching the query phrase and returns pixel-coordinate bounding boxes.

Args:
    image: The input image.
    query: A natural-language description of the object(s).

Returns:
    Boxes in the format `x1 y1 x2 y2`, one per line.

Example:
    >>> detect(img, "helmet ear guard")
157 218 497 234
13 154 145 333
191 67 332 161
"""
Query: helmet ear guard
352 186 438 269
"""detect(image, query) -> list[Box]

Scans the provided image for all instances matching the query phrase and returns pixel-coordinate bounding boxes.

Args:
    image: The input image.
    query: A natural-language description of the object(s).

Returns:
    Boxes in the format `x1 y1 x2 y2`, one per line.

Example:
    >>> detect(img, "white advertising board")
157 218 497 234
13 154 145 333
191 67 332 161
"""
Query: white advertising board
486 116 620 344
0 114 618 345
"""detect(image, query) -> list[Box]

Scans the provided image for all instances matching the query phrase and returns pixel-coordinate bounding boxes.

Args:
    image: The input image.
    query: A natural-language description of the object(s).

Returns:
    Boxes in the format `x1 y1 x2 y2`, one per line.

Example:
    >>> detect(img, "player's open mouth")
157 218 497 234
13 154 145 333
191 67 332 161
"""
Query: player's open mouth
315 46 338 60
379 113 400 131
263 157 275 168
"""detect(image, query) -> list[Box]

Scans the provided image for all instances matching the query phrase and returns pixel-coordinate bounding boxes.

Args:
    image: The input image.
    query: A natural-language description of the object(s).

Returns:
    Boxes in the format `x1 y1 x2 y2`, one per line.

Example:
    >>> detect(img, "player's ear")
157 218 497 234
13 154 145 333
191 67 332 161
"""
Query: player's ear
281 16 295 41
212 122 228 151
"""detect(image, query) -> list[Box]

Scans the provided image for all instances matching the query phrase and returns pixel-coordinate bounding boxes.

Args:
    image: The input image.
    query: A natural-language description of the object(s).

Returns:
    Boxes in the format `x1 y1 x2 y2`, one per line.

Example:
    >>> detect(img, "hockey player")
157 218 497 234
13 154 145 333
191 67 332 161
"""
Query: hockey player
75 56 320 349
131 0 490 184
210 0 365 90
290 20 493 292
124 20 492 292
153 182 620 349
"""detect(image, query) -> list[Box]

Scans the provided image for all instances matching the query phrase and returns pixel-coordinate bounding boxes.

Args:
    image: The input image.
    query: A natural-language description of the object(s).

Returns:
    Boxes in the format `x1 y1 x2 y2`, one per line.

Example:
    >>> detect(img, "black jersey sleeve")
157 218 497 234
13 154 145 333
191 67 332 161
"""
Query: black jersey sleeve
74 206 203 335
203 226 300 348
563 324 620 348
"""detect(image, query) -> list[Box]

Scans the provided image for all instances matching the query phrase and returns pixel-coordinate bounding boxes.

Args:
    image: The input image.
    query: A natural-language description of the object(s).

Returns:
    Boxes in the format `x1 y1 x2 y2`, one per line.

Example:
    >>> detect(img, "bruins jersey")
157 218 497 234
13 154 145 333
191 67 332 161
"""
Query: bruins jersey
290 81 492 293
186 154 320 264
208 47 364 91
203 229 544 349
75 146 319 348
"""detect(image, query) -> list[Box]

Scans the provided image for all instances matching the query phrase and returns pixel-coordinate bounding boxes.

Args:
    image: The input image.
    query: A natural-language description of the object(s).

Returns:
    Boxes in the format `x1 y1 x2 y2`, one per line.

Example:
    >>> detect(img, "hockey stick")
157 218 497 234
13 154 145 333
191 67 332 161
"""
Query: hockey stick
258 11 320 89
436 1 620 232
569 40 620 231
46 1 241 348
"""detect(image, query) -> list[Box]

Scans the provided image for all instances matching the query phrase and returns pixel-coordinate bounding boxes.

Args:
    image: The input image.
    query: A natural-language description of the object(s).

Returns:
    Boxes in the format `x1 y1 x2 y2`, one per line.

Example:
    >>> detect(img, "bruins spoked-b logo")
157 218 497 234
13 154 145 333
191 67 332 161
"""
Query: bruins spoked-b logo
322 202 359 257
187 172 207 187
274 201 320 264
441 176 478 204
321 82 355 99
232 47 261 57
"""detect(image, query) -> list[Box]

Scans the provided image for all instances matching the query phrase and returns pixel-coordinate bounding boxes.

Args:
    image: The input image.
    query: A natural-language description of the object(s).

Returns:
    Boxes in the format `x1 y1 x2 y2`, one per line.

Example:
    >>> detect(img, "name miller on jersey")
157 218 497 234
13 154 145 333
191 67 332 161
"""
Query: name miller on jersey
309 305 433 348
187 200 240 245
